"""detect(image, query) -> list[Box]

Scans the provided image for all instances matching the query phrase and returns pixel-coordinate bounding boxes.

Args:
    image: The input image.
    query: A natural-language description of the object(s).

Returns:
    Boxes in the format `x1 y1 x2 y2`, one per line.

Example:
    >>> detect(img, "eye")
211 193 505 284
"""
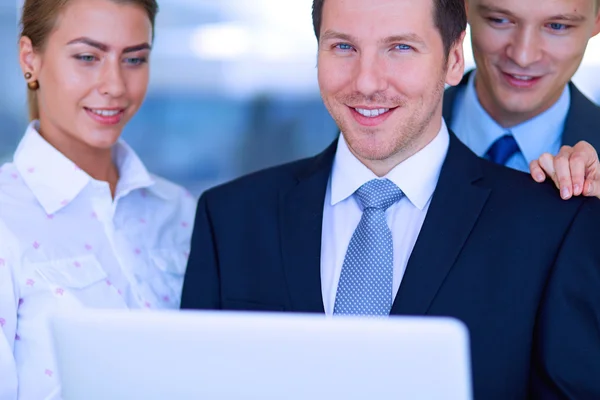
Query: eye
394 44 412 51
124 57 147 66
487 17 510 25
548 22 569 31
74 54 97 62
334 43 354 51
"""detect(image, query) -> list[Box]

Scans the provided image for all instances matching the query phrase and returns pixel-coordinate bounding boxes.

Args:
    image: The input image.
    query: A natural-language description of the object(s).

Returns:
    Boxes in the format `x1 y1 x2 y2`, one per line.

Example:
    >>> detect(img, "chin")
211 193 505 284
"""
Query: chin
345 133 397 162
500 98 541 116
84 133 121 150
355 149 395 162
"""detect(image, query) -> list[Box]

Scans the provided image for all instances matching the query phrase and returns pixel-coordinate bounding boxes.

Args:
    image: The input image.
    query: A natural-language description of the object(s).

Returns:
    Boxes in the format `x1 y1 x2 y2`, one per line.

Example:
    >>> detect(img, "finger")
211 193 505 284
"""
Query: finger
568 150 586 196
577 142 600 197
583 169 598 197
529 160 546 182
553 148 573 199
538 153 559 188
584 179 596 197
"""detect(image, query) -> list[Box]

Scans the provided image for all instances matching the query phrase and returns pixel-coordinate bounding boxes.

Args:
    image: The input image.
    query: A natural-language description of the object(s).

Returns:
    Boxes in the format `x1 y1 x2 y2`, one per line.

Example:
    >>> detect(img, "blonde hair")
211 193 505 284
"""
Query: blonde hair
19 0 158 121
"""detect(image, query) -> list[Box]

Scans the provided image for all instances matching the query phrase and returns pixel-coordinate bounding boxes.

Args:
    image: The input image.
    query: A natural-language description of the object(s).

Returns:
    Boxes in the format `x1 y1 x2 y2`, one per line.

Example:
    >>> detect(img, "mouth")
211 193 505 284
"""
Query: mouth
84 107 126 125
500 71 543 89
349 106 397 127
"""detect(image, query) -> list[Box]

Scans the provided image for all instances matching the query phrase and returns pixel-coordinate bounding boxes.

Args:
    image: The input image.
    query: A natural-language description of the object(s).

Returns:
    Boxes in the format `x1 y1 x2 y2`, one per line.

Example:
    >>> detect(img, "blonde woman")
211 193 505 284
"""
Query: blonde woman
0 0 196 398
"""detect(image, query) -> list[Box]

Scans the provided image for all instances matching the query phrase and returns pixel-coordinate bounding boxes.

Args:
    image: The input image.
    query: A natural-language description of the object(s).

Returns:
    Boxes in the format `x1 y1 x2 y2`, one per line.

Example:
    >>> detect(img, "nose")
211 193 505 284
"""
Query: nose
98 59 126 98
506 26 543 68
354 52 388 98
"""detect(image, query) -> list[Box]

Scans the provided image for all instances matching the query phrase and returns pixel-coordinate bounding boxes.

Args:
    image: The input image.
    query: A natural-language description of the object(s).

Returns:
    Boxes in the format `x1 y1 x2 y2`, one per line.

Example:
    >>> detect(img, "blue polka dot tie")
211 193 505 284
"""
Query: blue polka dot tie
334 178 404 316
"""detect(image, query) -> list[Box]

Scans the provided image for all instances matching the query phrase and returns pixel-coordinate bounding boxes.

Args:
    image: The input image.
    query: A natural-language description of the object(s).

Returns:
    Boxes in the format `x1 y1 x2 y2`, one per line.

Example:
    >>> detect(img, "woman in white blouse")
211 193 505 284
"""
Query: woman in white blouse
0 0 197 398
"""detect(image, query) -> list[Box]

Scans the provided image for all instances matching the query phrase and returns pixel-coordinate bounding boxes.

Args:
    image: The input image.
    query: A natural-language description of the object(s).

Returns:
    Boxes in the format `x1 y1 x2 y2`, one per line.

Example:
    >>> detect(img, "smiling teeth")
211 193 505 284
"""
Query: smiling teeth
511 75 533 81
90 109 120 117
355 108 389 117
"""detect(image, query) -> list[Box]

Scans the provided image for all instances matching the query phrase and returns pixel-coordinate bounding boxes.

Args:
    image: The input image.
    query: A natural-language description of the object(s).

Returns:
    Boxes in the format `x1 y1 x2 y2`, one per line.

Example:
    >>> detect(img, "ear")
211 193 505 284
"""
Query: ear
445 30 467 87
592 6 600 37
19 36 42 80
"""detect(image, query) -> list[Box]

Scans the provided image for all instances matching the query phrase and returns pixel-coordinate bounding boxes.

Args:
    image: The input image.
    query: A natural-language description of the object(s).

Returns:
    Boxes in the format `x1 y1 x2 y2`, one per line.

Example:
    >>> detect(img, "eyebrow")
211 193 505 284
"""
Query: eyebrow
320 30 426 46
477 4 587 22
66 37 151 53
476 4 517 17
382 34 426 47
547 13 587 22
320 30 357 43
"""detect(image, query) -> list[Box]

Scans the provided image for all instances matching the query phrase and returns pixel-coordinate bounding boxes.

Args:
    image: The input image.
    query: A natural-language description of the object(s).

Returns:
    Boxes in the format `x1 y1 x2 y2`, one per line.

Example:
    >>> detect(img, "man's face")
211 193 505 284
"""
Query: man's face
317 0 465 172
468 0 600 126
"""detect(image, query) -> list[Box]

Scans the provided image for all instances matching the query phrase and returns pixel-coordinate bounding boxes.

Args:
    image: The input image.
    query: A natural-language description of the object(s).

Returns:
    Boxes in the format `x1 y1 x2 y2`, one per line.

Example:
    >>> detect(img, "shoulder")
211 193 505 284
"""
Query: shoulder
0 213 27 278
0 162 37 206
563 82 600 149
150 173 191 197
479 157 590 214
568 82 599 111
149 174 197 214
0 162 21 185
201 155 319 205
448 136 590 220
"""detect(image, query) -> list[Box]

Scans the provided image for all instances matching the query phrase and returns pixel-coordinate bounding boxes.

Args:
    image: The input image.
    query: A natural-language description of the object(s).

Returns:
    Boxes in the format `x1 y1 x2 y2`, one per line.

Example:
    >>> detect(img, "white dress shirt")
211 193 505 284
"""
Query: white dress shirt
321 122 450 315
0 121 197 400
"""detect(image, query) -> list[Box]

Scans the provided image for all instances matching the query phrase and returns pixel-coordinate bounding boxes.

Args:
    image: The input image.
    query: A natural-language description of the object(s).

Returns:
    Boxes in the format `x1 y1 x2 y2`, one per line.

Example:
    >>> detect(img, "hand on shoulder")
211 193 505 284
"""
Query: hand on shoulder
530 141 600 200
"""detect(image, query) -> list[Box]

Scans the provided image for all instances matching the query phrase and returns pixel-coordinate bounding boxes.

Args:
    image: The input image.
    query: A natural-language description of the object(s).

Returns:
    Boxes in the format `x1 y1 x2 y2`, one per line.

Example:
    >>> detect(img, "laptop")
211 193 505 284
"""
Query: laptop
50 310 472 399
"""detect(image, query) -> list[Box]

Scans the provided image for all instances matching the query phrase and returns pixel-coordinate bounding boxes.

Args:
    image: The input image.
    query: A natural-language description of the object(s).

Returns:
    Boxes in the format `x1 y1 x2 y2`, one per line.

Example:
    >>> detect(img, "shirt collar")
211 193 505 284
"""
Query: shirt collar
14 121 172 215
460 71 570 163
111 140 174 201
331 121 450 210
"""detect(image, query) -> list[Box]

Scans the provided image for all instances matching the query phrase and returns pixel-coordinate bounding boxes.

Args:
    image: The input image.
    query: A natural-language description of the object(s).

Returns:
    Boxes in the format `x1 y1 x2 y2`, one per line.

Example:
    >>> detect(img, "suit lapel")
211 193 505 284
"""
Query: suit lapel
391 135 491 315
279 141 337 313
562 82 600 151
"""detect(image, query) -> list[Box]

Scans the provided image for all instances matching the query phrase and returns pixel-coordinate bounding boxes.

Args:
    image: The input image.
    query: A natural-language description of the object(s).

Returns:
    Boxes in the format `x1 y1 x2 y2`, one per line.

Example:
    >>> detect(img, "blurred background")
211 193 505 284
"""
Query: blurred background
1 0 599 195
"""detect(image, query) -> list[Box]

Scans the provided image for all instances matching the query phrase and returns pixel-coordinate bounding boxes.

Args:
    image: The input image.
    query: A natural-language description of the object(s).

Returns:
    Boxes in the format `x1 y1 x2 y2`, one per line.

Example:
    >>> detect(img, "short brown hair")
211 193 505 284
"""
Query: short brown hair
19 0 159 121
311 0 466 57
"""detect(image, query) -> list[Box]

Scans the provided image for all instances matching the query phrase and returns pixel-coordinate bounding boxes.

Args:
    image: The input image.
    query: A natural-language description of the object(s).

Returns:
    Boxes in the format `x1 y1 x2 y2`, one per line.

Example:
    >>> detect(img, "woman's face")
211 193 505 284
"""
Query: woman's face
20 0 153 151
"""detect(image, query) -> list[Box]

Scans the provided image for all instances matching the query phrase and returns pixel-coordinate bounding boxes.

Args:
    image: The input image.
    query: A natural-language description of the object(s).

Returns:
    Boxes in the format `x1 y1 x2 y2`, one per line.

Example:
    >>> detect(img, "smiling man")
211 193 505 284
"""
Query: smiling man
182 0 600 398
444 0 600 198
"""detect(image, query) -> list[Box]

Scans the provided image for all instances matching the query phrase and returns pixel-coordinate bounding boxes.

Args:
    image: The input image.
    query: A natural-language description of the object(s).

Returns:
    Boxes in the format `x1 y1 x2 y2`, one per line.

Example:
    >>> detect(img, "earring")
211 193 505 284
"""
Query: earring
27 80 39 91
24 72 39 90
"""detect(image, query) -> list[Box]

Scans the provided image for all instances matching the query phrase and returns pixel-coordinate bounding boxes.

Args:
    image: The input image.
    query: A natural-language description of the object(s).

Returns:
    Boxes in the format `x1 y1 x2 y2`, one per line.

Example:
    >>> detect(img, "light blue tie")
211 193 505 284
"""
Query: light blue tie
334 179 403 316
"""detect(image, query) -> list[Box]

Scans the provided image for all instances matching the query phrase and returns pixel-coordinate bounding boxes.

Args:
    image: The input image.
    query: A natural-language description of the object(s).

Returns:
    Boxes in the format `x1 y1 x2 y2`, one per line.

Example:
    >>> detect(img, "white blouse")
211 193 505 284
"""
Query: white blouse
0 121 197 400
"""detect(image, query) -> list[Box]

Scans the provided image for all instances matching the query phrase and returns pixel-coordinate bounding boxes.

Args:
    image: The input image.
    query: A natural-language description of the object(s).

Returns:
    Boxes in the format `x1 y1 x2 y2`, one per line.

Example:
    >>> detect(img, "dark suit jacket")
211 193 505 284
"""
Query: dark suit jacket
443 70 600 151
181 134 600 399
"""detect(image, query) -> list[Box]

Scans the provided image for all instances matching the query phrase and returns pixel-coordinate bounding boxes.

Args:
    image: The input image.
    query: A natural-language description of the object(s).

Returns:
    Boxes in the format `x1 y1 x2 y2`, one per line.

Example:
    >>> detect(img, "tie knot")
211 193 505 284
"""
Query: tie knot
486 134 520 166
355 179 403 210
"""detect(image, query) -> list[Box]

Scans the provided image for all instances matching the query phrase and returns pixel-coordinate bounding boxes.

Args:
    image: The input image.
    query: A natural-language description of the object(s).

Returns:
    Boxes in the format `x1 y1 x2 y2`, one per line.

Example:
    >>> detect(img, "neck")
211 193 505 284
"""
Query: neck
358 157 400 178
38 122 120 197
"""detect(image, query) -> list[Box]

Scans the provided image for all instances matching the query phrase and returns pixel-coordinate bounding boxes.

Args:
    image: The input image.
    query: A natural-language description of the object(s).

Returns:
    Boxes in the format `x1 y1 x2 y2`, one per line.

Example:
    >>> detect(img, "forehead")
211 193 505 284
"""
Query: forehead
321 0 436 38
51 0 152 46
470 0 596 18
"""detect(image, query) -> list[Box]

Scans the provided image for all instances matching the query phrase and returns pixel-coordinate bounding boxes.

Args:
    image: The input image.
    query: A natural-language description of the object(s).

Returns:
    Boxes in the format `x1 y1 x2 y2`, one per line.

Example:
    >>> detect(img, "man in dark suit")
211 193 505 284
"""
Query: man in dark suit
444 0 600 200
181 0 600 398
